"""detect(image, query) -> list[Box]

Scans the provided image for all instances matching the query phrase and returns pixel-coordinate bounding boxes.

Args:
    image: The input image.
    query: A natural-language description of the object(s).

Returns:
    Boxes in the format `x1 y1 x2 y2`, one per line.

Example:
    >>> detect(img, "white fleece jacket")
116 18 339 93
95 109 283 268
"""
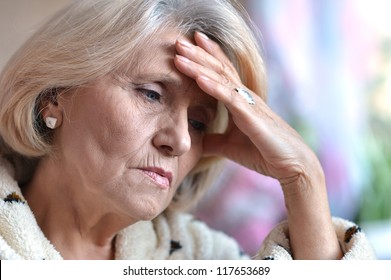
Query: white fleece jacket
0 158 376 260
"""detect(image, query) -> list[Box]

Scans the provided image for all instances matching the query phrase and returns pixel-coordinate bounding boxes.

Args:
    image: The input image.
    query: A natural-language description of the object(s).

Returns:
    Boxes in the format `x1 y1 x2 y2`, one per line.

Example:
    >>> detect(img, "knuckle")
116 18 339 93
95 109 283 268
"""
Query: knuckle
221 75 231 86
218 61 228 74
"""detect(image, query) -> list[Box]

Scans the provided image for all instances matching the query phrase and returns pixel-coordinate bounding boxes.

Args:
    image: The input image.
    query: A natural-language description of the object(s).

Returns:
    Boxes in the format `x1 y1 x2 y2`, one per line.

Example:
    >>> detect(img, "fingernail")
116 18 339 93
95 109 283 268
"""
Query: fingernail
176 54 190 62
197 31 209 40
198 75 210 81
178 39 192 48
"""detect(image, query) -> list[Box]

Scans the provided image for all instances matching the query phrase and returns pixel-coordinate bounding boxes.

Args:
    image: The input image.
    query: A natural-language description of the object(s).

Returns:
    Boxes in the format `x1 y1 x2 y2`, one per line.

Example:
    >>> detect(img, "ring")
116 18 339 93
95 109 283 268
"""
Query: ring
234 87 255 105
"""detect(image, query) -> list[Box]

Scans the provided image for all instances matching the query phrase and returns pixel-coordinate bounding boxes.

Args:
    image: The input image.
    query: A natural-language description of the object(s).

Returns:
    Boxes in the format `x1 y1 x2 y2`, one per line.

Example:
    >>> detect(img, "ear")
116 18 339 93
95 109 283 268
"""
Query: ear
41 99 63 130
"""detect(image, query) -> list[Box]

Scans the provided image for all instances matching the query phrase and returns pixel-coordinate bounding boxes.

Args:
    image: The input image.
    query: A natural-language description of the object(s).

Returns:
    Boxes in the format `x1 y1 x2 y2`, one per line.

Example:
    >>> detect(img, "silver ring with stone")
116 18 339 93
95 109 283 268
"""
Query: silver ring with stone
234 87 255 105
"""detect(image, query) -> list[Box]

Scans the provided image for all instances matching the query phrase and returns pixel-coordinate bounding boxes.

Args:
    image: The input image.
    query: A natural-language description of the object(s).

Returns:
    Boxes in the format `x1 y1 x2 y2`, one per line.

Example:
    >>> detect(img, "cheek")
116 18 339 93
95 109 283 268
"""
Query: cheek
97 110 142 154
58 96 146 172
176 146 203 183
86 100 147 155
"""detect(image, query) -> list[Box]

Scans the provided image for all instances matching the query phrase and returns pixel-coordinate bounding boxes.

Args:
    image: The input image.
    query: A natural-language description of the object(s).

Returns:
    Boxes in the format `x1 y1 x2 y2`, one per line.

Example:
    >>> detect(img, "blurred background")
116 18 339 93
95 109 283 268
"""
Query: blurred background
0 0 390 259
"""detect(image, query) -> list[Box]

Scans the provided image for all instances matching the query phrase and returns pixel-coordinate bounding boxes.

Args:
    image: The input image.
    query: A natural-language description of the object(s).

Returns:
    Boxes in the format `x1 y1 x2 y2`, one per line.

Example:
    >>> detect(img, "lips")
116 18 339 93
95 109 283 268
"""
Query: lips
139 167 173 189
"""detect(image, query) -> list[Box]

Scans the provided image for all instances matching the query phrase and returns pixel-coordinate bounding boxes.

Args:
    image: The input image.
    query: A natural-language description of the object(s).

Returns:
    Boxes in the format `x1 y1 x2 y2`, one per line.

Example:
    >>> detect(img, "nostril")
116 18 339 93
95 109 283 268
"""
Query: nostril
161 145 174 153
152 118 191 157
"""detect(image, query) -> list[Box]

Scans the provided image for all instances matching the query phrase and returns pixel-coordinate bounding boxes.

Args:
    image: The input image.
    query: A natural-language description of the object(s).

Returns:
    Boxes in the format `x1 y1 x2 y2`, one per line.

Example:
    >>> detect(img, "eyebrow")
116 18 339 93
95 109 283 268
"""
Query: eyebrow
132 73 217 111
132 73 182 88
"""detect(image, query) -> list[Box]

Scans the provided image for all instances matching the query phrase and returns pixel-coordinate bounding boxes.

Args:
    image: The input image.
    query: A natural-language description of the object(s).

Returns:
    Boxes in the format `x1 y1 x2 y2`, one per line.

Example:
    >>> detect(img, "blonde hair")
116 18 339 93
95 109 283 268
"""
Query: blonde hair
0 0 266 210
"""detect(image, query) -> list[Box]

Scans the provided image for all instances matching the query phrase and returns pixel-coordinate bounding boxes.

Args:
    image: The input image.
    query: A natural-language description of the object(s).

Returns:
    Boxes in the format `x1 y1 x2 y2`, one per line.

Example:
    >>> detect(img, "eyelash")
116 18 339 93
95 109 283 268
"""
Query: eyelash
137 88 161 103
189 119 207 133
136 87 208 133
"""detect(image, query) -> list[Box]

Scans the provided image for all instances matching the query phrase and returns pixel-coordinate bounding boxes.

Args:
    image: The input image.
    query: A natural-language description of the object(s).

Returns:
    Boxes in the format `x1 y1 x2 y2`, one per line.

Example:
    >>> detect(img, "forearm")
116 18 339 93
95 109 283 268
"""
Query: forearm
281 165 343 260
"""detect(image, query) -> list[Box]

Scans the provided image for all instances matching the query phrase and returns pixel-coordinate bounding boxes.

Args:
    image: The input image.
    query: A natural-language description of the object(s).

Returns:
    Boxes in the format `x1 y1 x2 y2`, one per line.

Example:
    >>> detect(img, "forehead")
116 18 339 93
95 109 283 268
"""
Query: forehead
127 31 181 76
123 31 216 104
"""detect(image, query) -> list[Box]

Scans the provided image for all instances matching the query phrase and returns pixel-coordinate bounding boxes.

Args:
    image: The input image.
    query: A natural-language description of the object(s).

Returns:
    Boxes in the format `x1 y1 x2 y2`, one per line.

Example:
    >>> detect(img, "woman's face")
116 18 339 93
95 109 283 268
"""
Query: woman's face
54 32 217 222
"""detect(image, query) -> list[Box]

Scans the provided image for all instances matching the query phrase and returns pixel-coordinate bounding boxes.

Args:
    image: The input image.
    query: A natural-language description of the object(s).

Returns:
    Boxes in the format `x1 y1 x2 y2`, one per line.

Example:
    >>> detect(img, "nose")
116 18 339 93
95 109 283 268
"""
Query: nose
152 112 191 157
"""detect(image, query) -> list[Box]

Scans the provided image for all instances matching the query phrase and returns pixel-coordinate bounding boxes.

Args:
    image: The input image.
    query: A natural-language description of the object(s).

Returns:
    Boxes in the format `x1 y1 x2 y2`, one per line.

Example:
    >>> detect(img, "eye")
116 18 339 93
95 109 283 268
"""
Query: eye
189 119 207 132
138 88 161 102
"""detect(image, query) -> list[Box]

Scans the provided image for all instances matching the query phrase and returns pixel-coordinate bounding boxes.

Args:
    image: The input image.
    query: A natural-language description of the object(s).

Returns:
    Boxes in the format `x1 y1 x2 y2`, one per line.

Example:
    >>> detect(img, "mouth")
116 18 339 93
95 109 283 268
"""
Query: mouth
138 167 173 189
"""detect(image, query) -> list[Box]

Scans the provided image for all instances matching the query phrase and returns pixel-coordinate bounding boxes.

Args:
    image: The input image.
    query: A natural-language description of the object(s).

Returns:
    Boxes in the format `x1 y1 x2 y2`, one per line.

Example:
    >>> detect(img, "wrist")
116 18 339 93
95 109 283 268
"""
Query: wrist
280 164 325 198
278 162 342 259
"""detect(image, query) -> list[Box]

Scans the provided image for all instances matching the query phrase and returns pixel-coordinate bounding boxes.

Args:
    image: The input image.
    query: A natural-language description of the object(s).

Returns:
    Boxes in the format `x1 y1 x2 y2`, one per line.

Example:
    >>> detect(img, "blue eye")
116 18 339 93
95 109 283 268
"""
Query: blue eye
189 119 206 132
138 88 161 102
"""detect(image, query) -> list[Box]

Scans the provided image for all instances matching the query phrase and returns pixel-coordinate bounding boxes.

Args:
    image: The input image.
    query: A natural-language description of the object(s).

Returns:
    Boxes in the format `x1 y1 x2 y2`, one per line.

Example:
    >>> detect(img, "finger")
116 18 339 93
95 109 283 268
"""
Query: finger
175 39 240 82
175 37 262 113
194 31 233 67
175 61 259 130
174 54 236 91
175 54 260 109
196 75 259 115
203 129 261 167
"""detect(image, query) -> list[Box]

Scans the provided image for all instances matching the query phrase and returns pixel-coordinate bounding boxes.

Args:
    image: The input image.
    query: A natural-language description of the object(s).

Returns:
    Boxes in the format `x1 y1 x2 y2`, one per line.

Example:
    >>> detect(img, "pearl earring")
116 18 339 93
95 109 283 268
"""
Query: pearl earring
45 117 57 129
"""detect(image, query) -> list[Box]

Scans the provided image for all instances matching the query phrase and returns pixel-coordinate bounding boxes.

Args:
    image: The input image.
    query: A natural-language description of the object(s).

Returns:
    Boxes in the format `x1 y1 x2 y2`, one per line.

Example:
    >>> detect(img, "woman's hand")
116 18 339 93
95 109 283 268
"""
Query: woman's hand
174 31 343 259
175 32 317 192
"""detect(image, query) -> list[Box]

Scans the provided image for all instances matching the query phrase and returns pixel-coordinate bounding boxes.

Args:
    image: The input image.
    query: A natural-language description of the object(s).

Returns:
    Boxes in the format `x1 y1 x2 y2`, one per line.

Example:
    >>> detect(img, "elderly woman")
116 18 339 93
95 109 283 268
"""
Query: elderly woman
0 0 374 260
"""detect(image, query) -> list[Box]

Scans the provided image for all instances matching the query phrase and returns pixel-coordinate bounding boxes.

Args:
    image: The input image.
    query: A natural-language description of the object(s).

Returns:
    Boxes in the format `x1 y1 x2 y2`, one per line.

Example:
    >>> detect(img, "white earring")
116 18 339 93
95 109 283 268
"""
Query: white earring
45 117 57 129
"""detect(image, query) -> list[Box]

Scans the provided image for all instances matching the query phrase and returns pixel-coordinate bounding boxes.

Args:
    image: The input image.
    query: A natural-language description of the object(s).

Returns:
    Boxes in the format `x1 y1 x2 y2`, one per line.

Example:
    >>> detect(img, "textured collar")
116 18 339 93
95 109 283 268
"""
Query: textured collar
0 158 61 259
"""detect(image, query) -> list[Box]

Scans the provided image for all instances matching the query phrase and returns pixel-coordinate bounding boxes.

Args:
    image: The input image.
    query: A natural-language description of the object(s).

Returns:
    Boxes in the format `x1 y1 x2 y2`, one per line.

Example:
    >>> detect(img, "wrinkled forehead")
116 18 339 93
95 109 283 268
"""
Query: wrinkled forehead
116 31 178 77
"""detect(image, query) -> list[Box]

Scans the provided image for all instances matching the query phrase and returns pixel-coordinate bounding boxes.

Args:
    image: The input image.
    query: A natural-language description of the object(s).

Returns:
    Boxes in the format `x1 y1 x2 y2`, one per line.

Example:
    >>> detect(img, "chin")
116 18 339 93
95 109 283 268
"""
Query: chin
133 199 168 221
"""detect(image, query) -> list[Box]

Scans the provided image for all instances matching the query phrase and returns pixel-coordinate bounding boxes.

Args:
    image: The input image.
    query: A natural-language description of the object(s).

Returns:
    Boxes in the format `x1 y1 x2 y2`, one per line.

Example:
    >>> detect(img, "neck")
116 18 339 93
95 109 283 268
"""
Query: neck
23 156 133 260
